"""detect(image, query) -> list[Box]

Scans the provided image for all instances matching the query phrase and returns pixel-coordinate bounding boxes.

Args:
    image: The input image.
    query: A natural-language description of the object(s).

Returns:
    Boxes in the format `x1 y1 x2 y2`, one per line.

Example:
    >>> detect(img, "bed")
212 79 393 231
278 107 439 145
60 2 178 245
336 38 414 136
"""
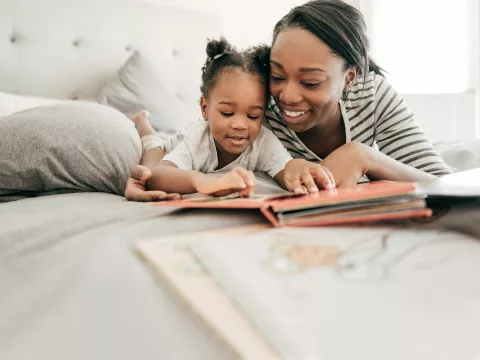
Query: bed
1 1 480 359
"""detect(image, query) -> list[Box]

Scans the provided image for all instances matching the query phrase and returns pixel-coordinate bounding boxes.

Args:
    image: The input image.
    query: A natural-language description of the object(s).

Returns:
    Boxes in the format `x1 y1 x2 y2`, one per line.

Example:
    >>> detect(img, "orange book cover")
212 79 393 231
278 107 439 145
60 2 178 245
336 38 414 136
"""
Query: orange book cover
153 180 432 227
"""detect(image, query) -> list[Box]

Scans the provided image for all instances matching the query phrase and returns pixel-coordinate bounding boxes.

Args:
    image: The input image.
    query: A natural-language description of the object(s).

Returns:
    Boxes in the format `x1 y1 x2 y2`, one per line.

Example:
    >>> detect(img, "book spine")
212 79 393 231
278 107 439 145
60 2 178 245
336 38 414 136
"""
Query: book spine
260 206 281 227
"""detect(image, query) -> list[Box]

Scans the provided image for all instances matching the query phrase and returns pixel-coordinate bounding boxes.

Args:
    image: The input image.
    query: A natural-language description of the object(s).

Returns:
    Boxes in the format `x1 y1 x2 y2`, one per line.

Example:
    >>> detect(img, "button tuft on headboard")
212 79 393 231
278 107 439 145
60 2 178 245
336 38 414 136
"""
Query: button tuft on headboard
172 49 179 57
9 35 16 43
125 45 133 52
72 39 80 47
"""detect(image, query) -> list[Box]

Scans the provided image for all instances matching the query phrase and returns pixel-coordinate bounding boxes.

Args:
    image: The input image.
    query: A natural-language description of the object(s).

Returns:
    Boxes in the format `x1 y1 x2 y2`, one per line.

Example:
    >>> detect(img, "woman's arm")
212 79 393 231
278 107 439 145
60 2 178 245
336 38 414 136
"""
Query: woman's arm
321 141 435 187
372 76 451 177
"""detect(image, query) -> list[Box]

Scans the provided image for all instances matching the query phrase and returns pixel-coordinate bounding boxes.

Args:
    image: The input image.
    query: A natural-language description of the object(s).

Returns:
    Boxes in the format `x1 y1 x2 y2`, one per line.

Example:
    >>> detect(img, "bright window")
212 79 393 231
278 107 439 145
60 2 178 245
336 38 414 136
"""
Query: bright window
369 0 472 94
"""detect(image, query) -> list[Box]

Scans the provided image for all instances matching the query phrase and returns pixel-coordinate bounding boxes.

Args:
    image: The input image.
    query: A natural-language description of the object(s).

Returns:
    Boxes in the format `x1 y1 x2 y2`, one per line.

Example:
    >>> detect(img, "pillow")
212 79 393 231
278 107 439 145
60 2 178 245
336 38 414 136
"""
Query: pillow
0 92 69 118
0 102 141 202
434 140 480 172
97 51 191 140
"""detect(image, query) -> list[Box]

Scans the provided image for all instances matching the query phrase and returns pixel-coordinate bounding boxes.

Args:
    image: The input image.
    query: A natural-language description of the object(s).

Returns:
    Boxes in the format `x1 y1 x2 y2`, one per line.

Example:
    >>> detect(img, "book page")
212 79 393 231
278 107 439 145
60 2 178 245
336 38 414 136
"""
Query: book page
190 226 480 360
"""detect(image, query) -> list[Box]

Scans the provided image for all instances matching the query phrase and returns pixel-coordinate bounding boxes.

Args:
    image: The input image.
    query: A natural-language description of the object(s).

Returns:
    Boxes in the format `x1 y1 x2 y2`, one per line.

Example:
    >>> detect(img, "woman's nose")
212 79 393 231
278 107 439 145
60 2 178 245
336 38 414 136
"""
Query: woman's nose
279 82 302 105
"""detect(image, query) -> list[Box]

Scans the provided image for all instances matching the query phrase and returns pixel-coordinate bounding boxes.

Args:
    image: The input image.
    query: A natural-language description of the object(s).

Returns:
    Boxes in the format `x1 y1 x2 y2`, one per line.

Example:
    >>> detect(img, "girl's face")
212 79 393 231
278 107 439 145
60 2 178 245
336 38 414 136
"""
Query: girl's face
201 69 266 156
270 28 356 132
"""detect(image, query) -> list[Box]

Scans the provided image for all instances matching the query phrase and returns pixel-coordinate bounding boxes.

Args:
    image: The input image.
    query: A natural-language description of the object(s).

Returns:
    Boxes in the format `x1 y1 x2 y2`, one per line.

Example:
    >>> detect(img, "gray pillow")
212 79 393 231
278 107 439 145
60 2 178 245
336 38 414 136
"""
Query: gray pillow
0 102 141 202
97 51 191 139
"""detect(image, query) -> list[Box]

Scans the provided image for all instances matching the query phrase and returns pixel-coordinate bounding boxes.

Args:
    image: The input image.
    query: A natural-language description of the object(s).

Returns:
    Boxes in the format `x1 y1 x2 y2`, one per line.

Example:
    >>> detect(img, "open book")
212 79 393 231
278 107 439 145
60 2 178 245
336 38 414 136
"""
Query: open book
136 224 480 360
152 168 480 227
153 180 430 227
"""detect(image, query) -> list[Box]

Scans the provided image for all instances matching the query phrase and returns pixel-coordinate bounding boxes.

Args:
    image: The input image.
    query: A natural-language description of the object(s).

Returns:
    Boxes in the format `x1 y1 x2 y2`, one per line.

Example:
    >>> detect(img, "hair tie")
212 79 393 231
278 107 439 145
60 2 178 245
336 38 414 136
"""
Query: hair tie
213 53 225 60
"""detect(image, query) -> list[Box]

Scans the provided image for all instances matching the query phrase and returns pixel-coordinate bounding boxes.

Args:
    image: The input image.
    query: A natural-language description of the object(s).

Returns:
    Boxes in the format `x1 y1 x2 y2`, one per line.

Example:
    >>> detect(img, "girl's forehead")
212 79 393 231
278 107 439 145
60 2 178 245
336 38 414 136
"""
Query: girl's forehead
213 69 265 93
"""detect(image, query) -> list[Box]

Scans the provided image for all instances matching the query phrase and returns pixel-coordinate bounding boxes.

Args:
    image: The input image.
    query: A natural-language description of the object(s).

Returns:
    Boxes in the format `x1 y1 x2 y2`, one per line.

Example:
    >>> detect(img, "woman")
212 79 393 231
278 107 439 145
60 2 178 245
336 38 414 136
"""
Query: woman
125 0 450 202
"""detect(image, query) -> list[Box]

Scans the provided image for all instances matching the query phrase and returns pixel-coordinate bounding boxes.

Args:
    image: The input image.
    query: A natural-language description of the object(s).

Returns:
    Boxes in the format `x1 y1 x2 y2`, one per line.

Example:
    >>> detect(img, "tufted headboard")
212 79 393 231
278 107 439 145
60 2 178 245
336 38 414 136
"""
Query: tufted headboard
0 0 222 118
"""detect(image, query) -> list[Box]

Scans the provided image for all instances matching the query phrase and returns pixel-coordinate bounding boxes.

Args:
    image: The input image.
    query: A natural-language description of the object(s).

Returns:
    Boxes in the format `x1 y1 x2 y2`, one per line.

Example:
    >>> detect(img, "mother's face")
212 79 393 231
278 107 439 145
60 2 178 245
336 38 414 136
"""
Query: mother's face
270 28 355 132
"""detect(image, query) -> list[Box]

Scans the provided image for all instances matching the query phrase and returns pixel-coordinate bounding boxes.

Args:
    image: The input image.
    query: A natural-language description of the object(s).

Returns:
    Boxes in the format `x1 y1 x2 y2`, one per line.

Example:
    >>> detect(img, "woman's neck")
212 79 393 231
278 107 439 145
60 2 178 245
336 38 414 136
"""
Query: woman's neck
297 103 346 159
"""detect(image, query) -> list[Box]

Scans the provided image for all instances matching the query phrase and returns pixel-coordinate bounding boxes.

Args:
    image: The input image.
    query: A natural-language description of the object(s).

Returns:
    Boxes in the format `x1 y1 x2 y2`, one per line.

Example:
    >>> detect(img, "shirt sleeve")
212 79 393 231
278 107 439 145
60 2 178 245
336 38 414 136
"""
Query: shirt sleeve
161 126 188 153
162 139 194 170
256 128 293 178
373 76 451 176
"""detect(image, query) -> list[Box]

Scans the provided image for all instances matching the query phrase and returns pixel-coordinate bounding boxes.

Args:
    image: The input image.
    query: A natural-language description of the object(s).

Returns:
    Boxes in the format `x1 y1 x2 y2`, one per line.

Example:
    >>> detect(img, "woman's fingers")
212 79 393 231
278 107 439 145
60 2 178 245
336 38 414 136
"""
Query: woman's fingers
125 177 178 202
130 165 151 181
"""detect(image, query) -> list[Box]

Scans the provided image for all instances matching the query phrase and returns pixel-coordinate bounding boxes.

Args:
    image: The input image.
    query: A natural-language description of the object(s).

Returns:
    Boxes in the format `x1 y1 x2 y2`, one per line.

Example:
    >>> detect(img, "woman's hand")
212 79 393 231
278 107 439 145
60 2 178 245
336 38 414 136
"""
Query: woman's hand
125 165 181 202
283 159 336 194
321 142 373 187
192 167 256 197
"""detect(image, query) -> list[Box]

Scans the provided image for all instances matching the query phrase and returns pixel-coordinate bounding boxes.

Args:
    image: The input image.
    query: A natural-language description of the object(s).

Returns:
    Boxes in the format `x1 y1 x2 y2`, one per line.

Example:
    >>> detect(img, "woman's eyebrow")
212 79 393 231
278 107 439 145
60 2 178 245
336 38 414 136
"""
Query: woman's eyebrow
270 60 325 73
299 67 325 73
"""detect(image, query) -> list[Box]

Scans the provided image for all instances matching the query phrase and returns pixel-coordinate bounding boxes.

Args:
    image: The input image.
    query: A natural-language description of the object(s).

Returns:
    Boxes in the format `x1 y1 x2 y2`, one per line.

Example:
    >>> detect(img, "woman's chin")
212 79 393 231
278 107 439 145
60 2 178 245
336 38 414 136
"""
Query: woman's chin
281 111 314 132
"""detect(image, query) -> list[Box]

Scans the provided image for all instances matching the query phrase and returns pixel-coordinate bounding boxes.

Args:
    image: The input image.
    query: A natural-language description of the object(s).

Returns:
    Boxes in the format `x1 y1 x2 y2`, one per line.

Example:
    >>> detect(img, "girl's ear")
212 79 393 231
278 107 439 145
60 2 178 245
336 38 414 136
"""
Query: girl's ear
343 66 358 93
200 96 209 121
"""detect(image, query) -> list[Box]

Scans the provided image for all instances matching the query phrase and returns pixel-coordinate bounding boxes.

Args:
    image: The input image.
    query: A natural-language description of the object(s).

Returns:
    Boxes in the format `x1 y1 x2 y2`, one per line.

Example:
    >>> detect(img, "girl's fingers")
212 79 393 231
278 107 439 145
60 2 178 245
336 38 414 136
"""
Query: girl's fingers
290 178 306 194
300 171 319 193
311 166 335 190
234 167 255 187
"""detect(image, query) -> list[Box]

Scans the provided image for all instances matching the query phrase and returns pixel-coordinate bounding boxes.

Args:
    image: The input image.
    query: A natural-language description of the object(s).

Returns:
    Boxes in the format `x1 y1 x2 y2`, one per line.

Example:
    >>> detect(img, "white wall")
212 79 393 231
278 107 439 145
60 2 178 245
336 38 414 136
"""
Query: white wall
141 0 359 48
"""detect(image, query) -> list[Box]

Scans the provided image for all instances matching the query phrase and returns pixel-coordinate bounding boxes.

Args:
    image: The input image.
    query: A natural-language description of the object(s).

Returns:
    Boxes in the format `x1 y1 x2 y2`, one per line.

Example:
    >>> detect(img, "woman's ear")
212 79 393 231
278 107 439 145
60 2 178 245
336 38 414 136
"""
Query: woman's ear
343 66 358 93
200 96 209 121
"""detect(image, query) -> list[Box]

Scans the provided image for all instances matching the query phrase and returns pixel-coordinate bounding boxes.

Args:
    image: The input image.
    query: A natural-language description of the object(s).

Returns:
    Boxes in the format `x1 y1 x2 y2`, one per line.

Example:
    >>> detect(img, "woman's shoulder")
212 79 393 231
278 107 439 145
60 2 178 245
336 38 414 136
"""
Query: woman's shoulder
344 71 397 108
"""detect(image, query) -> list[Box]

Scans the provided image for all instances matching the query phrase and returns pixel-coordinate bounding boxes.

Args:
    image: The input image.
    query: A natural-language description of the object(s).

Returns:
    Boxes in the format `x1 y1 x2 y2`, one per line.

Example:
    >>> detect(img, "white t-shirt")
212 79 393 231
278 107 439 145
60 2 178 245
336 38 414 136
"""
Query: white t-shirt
162 120 292 178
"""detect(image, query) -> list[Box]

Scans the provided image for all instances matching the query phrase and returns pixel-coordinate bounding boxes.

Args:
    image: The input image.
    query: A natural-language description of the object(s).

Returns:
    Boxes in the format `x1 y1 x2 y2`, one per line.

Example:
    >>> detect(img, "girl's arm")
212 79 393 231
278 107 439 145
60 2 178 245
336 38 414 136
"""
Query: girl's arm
147 161 202 194
148 161 256 197
140 147 165 170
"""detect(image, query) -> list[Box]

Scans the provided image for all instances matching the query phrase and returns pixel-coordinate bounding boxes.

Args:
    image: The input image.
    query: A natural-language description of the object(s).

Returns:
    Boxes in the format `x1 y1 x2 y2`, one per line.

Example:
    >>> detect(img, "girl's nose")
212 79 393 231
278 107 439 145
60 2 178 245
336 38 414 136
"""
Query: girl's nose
231 115 248 129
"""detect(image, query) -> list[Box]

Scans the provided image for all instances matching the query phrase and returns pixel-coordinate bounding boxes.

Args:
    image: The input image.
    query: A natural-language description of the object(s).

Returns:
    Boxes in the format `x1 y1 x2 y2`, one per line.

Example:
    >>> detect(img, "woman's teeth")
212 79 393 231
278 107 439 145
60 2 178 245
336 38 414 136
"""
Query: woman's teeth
283 109 307 118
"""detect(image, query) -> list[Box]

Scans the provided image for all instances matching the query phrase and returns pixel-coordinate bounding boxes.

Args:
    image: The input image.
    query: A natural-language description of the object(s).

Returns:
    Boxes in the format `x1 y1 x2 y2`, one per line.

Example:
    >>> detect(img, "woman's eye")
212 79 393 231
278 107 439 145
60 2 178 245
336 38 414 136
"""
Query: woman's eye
271 75 285 83
220 112 234 117
302 82 322 89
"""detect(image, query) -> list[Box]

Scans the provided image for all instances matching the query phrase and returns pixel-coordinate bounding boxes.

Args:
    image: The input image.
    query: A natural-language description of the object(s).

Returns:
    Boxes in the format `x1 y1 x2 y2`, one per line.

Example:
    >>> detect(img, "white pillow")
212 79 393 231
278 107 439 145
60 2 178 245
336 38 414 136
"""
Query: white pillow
434 140 480 172
0 92 70 118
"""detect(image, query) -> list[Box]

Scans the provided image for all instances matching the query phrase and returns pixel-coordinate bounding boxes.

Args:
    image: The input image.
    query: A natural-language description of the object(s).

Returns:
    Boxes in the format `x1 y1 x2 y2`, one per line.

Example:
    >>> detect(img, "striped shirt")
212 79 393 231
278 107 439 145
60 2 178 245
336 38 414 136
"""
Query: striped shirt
264 71 451 177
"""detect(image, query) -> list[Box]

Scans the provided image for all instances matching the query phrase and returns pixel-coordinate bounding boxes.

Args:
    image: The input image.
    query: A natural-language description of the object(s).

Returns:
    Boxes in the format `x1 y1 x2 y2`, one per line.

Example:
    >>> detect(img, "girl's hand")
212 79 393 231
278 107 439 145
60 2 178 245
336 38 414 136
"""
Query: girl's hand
321 142 373 187
193 167 256 197
283 159 336 194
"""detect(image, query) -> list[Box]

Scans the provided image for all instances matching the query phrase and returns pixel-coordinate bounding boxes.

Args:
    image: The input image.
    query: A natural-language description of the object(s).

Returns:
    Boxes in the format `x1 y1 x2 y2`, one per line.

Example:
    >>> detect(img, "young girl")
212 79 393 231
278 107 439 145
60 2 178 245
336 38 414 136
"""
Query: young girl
133 38 335 197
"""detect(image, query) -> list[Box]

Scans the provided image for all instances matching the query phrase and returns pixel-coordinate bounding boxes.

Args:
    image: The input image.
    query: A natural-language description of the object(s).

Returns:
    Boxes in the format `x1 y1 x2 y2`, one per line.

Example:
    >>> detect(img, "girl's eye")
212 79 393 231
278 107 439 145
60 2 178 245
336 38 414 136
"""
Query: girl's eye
247 115 261 120
220 112 234 117
302 82 322 89
271 75 285 83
